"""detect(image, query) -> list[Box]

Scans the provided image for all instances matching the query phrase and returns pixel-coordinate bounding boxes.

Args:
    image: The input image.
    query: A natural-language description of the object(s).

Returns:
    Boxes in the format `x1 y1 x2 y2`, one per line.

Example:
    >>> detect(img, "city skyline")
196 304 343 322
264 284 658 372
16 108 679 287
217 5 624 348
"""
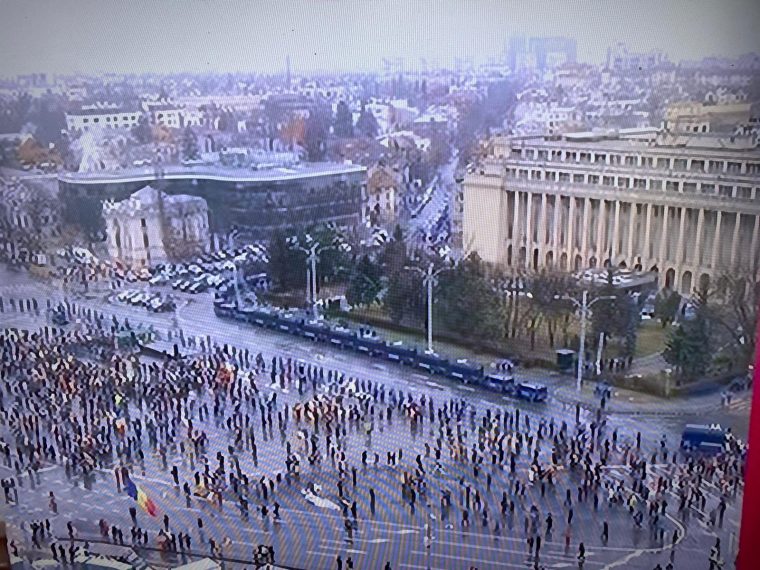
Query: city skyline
0 0 759 76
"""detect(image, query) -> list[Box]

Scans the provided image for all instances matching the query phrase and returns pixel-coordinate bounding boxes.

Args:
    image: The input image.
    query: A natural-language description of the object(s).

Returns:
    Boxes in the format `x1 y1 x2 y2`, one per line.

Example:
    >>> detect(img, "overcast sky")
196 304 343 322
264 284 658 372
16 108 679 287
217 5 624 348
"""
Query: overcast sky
1 0 759 76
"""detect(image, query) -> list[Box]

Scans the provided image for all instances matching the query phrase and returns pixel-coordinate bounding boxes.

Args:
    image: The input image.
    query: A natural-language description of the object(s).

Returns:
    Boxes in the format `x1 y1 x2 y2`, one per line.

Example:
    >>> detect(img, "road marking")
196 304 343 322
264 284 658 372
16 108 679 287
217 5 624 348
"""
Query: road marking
602 511 686 569
412 374 428 380
425 381 439 388
314 544 367 555
410 549 606 567
461 385 476 392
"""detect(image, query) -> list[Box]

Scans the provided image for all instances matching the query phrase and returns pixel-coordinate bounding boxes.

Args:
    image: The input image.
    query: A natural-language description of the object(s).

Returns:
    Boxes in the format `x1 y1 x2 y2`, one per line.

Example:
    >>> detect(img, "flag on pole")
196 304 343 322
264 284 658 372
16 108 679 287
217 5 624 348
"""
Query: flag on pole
124 477 158 517
137 488 158 517
124 478 138 500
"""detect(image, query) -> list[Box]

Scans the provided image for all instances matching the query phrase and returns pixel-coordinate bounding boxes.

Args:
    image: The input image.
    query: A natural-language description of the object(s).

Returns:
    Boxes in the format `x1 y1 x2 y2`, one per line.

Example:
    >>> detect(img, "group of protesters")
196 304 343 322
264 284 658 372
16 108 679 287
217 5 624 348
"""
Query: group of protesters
0 292 747 570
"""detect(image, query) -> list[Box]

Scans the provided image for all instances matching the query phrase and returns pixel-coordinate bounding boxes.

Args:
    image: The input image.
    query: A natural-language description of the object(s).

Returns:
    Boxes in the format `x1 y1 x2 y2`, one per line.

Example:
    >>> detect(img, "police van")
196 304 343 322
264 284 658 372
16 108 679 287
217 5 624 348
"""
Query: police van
680 424 726 454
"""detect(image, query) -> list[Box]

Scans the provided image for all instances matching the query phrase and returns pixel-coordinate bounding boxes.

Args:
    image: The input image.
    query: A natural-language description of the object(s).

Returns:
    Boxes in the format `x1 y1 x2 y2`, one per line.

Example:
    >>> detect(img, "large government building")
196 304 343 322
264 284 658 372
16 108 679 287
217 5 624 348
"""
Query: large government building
59 162 367 241
463 129 760 295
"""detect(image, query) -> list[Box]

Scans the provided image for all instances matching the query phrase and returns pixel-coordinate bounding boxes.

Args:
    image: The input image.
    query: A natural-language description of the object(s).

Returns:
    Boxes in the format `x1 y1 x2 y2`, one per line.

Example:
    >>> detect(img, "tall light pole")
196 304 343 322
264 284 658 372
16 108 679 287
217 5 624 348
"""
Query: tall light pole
290 237 350 320
290 242 320 320
406 261 453 354
563 290 616 392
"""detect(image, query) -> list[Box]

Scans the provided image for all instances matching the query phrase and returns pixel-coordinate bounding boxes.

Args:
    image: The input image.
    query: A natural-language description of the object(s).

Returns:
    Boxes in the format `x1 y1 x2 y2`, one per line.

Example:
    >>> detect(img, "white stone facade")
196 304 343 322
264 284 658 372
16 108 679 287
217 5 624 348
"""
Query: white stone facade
464 132 760 295
103 185 209 268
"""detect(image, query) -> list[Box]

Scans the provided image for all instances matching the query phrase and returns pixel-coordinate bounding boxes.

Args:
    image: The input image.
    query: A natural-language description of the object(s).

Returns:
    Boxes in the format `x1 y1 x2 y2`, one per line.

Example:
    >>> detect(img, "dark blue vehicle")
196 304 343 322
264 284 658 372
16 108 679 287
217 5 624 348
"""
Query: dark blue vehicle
415 352 449 375
251 307 281 328
515 383 549 402
680 424 726 454
355 333 385 357
382 342 418 365
301 320 331 342
276 313 302 334
448 359 484 384
329 327 356 350
213 303 549 399
483 373 515 394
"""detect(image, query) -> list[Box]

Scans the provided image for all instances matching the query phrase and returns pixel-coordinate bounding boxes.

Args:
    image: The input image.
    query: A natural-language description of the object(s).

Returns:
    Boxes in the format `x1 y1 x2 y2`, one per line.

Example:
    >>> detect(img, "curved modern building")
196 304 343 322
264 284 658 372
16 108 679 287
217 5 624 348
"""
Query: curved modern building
59 162 367 240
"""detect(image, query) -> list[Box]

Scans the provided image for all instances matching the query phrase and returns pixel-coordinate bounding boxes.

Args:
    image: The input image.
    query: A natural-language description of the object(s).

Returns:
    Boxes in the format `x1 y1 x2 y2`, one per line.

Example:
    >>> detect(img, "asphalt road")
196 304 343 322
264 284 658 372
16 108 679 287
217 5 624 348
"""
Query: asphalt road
0 269 747 570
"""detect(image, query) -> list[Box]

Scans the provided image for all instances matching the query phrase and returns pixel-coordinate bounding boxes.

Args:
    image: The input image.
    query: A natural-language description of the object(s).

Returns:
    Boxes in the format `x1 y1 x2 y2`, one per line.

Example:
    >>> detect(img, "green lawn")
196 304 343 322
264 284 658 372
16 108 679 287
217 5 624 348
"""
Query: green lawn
633 319 668 357
340 305 668 366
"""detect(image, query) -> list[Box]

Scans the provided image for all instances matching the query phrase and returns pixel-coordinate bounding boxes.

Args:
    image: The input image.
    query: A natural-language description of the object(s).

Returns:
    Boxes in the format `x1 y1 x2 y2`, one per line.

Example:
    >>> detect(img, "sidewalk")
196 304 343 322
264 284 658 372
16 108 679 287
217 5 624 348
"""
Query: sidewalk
545 372 739 416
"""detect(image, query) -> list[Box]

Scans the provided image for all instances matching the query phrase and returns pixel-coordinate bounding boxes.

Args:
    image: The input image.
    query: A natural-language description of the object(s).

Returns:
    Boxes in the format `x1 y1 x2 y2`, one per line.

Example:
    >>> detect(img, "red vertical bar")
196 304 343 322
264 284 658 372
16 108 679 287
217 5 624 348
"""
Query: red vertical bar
737 297 760 570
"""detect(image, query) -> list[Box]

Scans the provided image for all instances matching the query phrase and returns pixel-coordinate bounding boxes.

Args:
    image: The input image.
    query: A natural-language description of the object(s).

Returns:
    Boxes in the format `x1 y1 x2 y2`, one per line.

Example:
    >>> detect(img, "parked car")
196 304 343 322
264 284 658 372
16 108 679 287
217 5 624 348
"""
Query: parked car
188 281 209 294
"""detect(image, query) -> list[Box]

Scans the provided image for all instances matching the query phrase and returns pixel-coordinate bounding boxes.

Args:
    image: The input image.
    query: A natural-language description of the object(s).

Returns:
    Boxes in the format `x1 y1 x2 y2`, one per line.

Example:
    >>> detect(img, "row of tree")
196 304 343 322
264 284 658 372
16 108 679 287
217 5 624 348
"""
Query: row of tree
266 223 757 378
663 273 758 380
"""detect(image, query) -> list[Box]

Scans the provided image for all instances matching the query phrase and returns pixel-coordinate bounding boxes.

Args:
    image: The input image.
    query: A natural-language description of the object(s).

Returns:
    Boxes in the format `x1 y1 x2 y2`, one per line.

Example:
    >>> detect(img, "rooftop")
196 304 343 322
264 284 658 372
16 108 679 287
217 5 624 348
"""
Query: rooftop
59 161 367 185
499 131 760 158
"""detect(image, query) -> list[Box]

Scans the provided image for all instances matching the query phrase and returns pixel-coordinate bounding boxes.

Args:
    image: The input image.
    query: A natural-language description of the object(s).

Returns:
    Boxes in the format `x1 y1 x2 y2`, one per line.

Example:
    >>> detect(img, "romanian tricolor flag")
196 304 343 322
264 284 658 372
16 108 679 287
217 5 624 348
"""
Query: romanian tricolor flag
124 477 158 517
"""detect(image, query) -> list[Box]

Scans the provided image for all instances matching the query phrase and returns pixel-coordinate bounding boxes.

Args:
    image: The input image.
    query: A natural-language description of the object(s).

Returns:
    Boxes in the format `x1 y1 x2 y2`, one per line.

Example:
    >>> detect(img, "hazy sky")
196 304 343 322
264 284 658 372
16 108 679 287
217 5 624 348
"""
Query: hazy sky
1 0 759 76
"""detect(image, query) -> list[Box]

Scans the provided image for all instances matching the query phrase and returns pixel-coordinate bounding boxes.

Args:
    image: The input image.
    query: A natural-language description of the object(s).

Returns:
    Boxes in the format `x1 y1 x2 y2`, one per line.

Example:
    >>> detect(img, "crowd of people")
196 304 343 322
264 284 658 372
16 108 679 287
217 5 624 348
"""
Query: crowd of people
0 292 748 570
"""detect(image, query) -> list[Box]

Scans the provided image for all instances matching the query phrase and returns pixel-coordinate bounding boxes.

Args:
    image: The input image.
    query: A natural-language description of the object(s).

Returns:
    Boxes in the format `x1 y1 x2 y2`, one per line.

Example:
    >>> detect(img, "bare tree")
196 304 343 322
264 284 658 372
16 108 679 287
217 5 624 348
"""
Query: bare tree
700 267 759 372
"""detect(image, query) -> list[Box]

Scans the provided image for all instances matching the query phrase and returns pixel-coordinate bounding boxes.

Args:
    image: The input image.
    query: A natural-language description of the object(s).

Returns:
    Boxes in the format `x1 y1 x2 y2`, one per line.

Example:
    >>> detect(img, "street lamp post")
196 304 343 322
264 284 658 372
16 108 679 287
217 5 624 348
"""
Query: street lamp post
293 242 320 320
406 262 452 354
231 260 242 308
290 231 350 320
563 290 616 392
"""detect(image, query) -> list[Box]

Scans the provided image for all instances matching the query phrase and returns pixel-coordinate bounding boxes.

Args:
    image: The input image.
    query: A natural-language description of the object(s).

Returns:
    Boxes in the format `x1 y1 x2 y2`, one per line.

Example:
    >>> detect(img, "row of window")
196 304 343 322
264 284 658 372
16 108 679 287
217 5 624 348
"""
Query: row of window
508 168 756 200
509 147 760 175
78 114 138 124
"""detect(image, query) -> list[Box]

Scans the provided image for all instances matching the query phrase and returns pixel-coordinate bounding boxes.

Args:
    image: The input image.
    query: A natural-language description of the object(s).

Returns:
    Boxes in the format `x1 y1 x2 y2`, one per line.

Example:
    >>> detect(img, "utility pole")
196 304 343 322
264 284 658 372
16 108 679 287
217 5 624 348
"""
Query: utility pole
290 230 350 320
563 290 615 392
406 261 453 353
291 241 322 320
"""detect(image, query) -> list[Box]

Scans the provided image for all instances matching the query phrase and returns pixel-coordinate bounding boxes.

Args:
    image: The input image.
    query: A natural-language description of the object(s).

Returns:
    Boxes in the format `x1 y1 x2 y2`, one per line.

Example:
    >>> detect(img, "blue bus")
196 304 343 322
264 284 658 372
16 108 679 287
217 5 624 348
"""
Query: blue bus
301 320 331 342
354 334 386 357
416 352 450 375
483 373 515 394
448 359 484 384
515 383 549 402
680 424 726 454
329 327 356 350
382 342 418 366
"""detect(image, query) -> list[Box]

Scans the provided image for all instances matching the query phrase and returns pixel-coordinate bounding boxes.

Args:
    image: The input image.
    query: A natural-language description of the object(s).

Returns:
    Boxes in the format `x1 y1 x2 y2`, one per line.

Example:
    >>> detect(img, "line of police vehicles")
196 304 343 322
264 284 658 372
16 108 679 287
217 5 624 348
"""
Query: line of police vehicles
213 297 548 403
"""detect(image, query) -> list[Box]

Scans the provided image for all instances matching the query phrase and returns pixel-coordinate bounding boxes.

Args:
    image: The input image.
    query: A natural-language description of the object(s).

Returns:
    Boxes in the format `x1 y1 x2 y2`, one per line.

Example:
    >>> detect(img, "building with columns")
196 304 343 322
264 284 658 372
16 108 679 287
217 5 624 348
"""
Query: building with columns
102 185 209 268
463 130 760 295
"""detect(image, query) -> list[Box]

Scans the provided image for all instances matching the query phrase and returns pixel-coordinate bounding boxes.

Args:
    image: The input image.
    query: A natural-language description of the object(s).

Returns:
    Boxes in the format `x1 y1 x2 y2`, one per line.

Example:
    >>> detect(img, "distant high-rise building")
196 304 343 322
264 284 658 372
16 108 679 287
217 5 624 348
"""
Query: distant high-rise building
506 36 527 70
286 55 291 88
606 42 669 72
506 36 576 72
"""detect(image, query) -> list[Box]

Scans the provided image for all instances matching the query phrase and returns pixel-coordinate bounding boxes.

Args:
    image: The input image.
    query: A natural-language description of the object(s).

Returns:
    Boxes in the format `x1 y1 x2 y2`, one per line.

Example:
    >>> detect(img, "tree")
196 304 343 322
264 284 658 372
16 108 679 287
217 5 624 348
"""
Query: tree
355 103 379 138
664 306 711 380
280 116 306 148
528 271 577 348
268 229 306 292
591 269 639 357
435 254 503 342
346 254 383 308
333 101 354 138
654 289 681 328
385 271 415 324
304 106 332 161
699 270 759 372
180 127 199 161
131 116 152 144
